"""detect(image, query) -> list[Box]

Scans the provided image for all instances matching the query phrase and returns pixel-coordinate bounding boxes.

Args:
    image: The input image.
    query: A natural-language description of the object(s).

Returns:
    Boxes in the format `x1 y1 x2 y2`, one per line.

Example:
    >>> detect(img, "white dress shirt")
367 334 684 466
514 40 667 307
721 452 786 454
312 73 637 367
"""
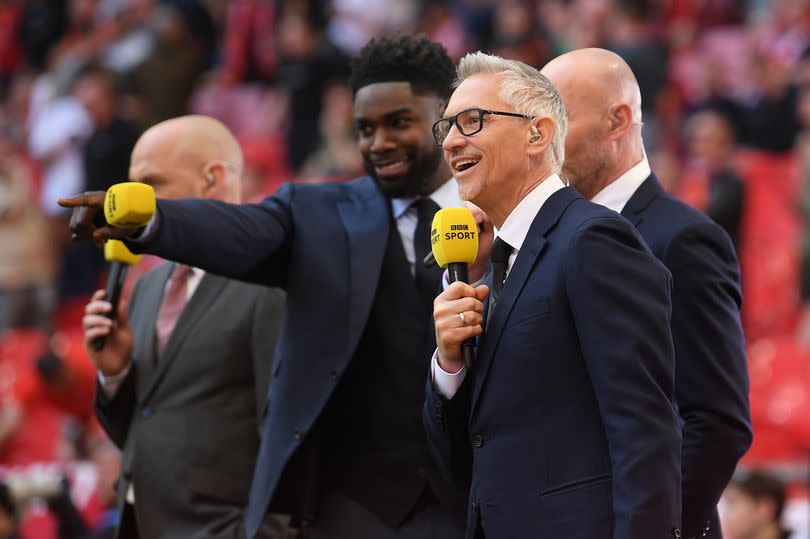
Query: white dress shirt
590 156 651 213
391 178 465 274
431 174 567 398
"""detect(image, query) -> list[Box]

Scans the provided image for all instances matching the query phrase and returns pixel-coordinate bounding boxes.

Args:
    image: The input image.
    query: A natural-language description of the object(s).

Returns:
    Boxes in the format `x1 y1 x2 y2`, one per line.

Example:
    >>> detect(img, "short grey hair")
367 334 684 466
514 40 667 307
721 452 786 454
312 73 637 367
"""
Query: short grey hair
456 52 567 173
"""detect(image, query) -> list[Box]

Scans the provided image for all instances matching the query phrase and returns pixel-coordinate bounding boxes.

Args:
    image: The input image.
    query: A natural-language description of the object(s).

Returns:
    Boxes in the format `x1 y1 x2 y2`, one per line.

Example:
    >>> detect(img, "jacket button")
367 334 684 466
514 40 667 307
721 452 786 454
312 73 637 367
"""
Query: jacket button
471 434 484 447
141 407 152 418
293 429 303 440
671 528 681 539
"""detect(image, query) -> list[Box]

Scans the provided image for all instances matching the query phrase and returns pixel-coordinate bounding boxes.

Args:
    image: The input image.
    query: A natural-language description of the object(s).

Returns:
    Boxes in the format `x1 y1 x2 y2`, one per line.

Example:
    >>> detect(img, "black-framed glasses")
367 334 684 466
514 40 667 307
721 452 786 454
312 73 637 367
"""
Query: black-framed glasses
432 107 534 146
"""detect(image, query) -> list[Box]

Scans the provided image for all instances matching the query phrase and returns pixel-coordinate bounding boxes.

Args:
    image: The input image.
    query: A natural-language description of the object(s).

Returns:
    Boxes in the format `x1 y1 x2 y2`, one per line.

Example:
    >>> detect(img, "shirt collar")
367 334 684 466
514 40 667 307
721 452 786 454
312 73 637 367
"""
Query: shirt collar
495 173 566 252
590 155 651 213
390 177 462 219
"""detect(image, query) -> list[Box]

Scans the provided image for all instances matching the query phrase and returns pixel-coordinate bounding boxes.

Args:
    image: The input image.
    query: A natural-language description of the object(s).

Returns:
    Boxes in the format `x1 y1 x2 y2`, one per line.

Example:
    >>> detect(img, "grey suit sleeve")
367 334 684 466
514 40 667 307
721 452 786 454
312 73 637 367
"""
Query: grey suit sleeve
94 277 144 449
95 362 138 450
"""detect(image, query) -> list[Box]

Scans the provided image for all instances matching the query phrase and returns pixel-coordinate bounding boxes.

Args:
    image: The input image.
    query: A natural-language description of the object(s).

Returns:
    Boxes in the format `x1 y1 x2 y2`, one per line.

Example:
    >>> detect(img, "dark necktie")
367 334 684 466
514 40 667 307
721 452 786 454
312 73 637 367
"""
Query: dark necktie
413 197 441 309
486 237 512 331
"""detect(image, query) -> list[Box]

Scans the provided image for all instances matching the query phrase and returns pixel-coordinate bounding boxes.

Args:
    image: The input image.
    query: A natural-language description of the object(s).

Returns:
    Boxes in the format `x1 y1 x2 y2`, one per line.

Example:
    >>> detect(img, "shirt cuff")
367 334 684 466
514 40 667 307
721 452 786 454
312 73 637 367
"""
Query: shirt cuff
430 348 466 399
127 211 159 243
97 362 132 398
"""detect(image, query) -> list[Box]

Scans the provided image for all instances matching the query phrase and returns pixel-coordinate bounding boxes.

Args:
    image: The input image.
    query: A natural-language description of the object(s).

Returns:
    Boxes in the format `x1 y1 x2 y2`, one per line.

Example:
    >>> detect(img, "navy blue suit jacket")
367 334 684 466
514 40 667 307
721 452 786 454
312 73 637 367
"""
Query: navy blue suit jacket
621 175 752 539
127 177 411 538
424 187 682 539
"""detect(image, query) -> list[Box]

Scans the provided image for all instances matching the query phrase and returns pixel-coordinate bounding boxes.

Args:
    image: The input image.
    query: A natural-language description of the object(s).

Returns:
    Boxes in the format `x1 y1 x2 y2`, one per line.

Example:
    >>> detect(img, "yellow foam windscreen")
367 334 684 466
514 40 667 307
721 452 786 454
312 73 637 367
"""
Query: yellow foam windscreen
104 240 142 265
104 182 156 228
430 207 479 268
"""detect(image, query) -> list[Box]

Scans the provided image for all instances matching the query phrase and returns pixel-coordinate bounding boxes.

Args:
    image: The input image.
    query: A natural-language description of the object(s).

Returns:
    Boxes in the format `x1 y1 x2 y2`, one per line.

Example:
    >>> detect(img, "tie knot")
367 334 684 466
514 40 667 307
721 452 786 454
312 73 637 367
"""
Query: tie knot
491 237 512 264
412 197 440 222
171 264 193 282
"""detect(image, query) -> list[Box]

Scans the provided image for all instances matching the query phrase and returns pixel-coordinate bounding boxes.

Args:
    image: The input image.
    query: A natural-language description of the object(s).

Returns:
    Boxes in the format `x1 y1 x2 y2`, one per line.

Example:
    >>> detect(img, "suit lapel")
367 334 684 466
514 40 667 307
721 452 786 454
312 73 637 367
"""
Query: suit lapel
337 177 390 354
132 262 172 398
140 271 227 404
620 174 661 227
471 187 580 413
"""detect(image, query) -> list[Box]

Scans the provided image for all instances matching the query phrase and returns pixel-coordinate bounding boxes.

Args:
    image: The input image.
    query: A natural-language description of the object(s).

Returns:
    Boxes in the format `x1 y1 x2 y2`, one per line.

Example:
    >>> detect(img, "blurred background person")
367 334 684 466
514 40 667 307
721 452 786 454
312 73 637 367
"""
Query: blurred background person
0 482 20 539
679 107 746 251
0 129 55 332
721 471 800 539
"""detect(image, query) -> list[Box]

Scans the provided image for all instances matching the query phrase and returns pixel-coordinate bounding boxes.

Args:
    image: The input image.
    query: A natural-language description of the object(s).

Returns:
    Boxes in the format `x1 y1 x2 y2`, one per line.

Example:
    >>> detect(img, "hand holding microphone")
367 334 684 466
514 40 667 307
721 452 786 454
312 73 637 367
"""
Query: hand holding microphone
58 182 156 245
92 240 141 352
423 202 493 284
431 207 488 372
82 241 140 374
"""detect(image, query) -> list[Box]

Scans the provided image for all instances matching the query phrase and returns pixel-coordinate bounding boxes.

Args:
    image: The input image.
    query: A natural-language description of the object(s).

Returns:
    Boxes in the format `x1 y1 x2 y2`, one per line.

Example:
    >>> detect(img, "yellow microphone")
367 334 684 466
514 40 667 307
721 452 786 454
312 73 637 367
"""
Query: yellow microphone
430 207 479 369
93 240 142 351
104 182 156 228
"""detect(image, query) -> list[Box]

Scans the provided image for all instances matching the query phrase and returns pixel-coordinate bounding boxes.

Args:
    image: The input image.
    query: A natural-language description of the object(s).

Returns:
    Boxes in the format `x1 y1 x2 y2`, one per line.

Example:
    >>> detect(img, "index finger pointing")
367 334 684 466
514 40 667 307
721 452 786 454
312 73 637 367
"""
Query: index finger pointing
58 191 105 208
58 194 92 208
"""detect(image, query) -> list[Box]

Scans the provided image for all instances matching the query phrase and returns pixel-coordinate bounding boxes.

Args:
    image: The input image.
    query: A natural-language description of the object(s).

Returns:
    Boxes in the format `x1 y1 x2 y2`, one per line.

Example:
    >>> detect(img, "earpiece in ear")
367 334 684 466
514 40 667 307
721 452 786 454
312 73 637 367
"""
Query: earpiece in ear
530 126 541 142
205 173 214 188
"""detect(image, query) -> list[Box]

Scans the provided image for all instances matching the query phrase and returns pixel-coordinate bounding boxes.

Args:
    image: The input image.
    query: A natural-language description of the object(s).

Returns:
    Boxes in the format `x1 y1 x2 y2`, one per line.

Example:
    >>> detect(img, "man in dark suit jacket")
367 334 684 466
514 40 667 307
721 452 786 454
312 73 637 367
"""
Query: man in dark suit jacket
542 48 752 539
426 52 682 538
81 116 287 539
66 35 472 539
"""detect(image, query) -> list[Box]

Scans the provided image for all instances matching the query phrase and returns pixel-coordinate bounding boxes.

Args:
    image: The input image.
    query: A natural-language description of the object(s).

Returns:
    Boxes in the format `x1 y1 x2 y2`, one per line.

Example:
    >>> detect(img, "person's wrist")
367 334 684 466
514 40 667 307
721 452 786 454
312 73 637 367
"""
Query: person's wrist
437 351 464 374
99 361 131 380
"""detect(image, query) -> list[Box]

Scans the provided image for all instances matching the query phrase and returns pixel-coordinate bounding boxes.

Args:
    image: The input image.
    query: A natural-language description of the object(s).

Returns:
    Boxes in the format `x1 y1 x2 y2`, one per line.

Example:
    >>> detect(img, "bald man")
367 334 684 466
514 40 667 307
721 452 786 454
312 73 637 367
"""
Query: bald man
542 49 752 539
82 115 289 539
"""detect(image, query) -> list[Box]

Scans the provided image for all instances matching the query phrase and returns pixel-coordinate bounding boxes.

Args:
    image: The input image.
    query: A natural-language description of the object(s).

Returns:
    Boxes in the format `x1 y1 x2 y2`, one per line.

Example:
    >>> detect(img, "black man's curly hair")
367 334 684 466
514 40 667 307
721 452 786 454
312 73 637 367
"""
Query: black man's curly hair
349 34 455 99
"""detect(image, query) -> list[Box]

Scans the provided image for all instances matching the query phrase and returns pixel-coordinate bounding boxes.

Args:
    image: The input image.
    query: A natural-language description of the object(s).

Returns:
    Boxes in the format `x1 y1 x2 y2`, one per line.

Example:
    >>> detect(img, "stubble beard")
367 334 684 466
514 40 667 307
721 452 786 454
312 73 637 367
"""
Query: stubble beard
562 152 610 200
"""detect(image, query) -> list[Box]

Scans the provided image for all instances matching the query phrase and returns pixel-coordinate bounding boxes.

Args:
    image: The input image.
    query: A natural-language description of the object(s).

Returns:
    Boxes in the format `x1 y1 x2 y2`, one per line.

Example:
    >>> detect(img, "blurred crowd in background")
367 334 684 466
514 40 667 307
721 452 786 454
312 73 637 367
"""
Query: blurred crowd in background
1 0 810 537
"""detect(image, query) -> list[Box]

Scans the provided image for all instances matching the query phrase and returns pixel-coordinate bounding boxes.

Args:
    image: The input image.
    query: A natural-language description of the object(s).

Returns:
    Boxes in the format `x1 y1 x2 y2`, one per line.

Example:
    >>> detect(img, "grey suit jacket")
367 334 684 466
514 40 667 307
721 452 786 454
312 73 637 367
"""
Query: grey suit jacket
95 262 285 539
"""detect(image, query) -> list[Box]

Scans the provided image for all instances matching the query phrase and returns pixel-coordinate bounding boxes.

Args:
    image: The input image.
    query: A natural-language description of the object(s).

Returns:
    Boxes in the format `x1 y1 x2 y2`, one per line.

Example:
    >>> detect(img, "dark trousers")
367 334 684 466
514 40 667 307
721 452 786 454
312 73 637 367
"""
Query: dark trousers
306 490 464 539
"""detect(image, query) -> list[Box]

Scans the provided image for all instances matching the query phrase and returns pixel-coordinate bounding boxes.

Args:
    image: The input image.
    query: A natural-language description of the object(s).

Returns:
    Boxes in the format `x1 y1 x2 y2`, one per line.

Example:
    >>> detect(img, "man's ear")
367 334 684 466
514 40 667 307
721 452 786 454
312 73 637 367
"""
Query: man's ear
607 103 634 139
527 116 555 157
202 162 228 197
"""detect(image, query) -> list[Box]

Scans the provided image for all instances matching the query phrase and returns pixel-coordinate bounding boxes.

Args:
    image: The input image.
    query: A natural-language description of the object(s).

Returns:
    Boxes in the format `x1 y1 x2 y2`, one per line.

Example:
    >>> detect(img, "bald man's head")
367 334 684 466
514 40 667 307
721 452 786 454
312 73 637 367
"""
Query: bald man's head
129 115 244 203
541 48 645 200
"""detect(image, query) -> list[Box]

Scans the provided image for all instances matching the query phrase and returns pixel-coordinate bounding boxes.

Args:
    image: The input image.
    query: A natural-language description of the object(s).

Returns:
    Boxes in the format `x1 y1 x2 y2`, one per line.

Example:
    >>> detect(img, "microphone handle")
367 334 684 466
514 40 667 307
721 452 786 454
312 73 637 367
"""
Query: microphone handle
447 262 475 371
92 262 129 351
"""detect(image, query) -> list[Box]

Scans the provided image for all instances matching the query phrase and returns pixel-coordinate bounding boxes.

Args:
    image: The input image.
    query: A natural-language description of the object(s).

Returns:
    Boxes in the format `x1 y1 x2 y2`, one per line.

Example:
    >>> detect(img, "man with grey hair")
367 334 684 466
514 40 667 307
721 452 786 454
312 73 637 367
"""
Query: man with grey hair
542 47 751 539
424 52 683 538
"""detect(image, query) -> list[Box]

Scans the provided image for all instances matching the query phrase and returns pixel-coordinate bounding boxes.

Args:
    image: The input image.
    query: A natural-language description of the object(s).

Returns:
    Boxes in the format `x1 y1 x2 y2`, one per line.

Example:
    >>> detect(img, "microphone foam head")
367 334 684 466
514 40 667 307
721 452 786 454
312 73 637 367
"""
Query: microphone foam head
430 207 479 268
104 182 156 228
104 239 142 265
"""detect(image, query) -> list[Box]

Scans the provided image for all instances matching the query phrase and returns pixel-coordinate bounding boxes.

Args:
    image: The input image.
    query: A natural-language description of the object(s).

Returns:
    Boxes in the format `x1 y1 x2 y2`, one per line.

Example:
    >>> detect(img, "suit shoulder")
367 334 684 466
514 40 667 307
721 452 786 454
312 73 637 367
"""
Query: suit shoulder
568 198 638 233
643 191 735 258
283 176 374 200
645 190 714 232
562 199 656 260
